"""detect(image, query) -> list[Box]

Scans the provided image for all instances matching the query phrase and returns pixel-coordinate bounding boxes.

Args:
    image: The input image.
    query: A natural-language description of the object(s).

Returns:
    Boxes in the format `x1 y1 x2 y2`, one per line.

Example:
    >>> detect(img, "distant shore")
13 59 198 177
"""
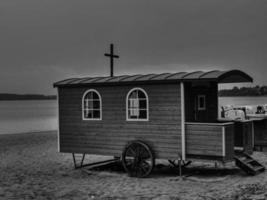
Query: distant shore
219 95 267 98
219 86 267 97
0 94 56 101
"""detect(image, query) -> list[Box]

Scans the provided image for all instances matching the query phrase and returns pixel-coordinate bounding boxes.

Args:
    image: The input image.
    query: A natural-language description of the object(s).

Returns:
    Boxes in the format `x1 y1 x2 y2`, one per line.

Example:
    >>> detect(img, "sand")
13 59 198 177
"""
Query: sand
1 131 267 200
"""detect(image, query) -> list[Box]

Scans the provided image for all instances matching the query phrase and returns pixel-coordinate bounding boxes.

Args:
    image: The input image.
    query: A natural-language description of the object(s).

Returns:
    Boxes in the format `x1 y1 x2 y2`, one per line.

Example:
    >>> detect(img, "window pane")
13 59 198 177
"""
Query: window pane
129 90 138 99
200 98 204 108
138 91 146 99
129 113 137 119
139 100 147 109
129 99 139 109
88 100 93 109
139 110 147 119
84 99 88 108
85 110 93 118
86 92 93 99
93 92 99 99
129 109 139 117
93 100 100 109
84 110 88 118
199 96 205 108
93 110 100 118
198 95 206 110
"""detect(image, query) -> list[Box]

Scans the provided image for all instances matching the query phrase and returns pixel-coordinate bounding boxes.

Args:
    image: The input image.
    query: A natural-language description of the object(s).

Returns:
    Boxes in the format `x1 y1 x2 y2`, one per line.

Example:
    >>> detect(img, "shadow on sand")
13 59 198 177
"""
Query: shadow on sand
84 160 241 180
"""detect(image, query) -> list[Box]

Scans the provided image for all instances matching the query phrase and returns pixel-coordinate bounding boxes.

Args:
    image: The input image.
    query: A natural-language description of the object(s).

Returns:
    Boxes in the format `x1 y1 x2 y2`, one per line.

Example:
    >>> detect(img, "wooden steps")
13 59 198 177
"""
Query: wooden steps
234 152 265 175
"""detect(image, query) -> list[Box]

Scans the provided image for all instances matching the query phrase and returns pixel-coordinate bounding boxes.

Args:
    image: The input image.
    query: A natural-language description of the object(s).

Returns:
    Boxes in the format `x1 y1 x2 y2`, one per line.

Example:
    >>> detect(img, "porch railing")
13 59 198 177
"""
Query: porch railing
185 122 235 161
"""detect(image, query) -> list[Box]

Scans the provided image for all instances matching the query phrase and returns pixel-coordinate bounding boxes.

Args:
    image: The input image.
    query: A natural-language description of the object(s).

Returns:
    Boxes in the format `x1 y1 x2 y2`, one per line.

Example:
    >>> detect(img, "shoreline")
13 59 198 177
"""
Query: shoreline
0 129 57 136
0 99 56 101
219 96 267 98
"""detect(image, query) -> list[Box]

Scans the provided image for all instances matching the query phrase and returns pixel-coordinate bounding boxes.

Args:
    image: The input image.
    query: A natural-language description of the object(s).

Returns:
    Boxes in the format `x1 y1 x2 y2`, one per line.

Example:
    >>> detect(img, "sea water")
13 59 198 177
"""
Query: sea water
219 96 267 107
0 100 57 134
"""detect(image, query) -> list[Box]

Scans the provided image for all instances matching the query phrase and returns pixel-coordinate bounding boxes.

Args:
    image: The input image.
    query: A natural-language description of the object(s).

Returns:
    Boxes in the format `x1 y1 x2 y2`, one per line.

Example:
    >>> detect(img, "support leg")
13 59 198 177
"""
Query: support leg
178 160 182 177
72 153 77 169
80 154 85 167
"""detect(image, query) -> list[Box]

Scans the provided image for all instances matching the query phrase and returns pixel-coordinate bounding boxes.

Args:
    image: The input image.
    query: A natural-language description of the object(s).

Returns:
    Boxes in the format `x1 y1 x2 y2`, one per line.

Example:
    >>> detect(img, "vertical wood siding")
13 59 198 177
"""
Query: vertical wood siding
58 84 181 159
254 119 267 146
224 124 234 161
234 121 253 154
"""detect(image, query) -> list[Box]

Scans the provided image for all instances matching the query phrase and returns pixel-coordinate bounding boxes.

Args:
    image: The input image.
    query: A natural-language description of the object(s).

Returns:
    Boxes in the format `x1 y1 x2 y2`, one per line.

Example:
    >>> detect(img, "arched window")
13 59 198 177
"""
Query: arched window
82 89 102 120
126 88 149 121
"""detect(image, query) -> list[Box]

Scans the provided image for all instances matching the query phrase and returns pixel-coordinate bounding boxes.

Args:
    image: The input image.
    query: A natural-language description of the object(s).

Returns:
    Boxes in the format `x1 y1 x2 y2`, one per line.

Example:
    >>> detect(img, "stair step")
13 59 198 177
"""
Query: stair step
234 153 265 176
243 158 253 163
254 166 265 172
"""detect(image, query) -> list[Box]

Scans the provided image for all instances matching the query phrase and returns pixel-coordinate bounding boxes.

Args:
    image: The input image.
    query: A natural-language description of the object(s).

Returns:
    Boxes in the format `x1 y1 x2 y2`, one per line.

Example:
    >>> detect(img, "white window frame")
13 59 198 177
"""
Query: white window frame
126 87 149 121
197 94 206 111
82 89 102 120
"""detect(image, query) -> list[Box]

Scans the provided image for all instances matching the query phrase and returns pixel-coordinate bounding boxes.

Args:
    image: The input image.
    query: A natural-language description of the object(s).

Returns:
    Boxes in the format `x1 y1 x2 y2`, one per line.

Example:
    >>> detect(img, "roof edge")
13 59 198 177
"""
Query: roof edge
217 69 253 83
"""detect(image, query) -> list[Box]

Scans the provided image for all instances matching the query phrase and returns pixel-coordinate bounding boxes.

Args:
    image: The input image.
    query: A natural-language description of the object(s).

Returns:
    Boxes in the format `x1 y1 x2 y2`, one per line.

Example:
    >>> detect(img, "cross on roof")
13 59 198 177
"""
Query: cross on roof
104 44 119 77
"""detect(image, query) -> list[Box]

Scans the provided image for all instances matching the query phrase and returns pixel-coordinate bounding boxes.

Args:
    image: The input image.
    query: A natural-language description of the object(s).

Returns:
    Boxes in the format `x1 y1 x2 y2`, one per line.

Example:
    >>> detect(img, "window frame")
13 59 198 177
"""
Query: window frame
197 94 206 111
82 89 102 121
126 87 149 121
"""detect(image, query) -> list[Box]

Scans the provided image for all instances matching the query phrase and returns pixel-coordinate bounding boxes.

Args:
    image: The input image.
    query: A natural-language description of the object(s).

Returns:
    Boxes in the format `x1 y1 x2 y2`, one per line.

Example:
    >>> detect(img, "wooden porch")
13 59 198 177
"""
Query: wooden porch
185 121 254 162
185 122 234 162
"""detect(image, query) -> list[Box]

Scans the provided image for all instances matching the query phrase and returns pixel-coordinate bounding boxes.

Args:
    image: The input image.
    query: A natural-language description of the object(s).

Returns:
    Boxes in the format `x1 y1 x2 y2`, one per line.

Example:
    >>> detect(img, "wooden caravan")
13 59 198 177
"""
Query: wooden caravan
54 69 264 177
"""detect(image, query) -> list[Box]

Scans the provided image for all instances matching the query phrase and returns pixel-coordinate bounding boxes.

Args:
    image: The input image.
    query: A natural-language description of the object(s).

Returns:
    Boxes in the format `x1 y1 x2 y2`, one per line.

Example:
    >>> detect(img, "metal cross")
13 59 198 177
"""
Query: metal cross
104 44 119 77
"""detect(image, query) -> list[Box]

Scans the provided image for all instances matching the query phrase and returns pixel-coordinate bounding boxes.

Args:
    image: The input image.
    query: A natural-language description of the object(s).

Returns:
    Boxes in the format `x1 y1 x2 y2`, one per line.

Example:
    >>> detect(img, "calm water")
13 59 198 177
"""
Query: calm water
219 96 267 107
1 96 267 134
0 100 57 134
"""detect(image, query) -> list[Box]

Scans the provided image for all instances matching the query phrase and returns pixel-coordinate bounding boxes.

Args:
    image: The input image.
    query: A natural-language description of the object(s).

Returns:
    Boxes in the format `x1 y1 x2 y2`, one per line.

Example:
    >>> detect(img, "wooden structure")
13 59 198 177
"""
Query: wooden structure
54 69 265 177
246 115 267 151
221 111 267 151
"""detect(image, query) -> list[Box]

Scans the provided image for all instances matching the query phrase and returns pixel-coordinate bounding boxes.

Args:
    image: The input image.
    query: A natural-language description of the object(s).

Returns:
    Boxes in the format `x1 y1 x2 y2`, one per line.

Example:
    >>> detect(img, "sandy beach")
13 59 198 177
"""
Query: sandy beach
1 131 267 200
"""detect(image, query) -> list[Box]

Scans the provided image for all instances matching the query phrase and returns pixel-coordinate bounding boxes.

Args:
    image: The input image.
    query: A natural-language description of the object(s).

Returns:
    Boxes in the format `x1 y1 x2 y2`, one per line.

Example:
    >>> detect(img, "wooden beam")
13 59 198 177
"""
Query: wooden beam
222 126 225 157
57 88 60 152
180 82 186 160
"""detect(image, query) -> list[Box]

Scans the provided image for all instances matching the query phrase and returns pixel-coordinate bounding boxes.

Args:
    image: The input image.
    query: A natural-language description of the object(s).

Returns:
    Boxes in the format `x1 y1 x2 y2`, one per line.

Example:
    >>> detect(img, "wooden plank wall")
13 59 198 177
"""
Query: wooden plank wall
185 123 224 157
234 121 253 154
254 119 267 146
224 124 234 161
58 83 181 159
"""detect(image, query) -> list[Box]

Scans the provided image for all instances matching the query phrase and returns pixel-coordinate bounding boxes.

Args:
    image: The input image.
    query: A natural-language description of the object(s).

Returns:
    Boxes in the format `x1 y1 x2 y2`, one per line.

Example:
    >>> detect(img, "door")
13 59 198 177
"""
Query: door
184 81 218 122
184 83 208 122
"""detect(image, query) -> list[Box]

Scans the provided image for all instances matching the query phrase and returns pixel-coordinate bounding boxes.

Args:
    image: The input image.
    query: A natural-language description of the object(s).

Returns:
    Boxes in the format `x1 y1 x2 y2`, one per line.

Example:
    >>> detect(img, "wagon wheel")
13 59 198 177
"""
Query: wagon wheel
122 141 155 178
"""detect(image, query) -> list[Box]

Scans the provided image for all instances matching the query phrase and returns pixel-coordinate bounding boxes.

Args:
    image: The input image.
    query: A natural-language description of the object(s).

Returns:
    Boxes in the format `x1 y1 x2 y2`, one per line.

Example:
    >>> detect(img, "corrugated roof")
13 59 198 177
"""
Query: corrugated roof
54 69 253 87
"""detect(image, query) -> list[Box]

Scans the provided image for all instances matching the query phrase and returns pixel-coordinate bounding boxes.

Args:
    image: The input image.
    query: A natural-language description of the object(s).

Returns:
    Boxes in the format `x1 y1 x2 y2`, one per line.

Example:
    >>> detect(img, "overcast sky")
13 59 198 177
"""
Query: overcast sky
0 0 266 94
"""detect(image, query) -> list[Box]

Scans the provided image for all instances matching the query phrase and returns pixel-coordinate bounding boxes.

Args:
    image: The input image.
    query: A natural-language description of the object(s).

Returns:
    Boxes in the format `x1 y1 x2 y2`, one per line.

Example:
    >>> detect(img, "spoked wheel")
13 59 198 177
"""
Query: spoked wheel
122 141 155 178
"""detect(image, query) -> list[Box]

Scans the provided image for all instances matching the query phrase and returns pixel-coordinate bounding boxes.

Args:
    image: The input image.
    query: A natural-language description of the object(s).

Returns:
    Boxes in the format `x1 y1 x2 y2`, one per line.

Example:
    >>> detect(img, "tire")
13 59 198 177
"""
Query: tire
122 140 155 178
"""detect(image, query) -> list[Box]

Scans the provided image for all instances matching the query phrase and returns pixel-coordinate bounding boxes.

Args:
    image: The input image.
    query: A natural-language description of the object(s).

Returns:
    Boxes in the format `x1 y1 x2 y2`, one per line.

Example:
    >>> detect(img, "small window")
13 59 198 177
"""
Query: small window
197 95 206 111
126 88 149 121
82 89 102 120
